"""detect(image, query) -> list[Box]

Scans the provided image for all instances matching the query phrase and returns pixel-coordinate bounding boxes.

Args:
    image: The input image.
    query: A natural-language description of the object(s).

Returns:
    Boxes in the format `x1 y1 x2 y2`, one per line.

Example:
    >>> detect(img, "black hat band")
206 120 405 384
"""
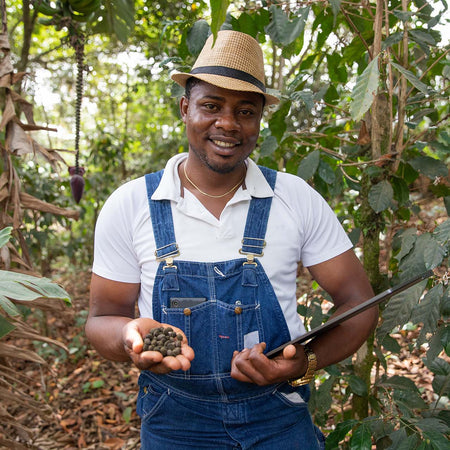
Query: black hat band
190 66 266 93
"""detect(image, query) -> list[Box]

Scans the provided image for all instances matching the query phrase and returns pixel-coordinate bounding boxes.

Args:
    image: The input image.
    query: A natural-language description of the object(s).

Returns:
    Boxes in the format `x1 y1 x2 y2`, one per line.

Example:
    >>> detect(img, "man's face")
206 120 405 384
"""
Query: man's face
180 81 264 174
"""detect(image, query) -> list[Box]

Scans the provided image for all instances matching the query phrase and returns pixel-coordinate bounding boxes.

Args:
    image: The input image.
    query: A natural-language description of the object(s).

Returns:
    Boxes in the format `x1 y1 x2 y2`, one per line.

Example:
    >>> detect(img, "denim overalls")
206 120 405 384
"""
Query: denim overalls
137 167 325 449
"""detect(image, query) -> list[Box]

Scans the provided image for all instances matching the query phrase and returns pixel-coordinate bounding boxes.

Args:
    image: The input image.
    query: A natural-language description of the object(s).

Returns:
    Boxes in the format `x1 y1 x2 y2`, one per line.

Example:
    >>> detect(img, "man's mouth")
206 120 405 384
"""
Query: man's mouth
212 139 240 148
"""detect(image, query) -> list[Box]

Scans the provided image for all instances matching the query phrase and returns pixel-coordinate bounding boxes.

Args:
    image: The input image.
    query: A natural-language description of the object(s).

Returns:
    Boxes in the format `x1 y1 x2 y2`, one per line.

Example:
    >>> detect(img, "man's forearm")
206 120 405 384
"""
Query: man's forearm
307 305 379 372
85 315 135 362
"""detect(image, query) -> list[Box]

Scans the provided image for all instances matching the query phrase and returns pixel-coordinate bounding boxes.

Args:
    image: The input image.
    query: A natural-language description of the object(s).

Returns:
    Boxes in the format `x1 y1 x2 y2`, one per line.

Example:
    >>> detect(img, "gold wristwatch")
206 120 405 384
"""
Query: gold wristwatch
288 344 317 387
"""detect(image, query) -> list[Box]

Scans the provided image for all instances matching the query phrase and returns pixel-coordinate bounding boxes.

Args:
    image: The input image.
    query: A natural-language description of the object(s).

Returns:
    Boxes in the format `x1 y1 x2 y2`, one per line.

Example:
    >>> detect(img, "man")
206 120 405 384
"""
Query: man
86 30 378 449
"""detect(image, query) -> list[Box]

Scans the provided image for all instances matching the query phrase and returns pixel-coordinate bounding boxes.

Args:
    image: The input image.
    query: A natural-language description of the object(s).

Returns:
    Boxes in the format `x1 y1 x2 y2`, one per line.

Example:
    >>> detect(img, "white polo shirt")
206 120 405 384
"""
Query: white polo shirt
93 153 352 340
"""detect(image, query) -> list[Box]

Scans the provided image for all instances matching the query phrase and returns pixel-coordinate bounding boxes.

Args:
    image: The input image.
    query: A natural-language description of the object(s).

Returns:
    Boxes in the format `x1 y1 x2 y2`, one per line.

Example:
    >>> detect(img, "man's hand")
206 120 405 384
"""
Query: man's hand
123 318 195 373
230 342 307 385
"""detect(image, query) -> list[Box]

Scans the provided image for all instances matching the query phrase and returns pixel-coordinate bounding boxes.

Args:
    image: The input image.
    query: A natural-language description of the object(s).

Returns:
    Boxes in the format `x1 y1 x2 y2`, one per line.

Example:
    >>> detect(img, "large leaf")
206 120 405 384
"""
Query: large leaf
265 5 310 46
210 0 229 40
0 315 15 339
259 135 278 157
0 271 70 303
368 180 394 213
377 280 428 339
349 423 372 449
391 62 431 94
186 20 210 56
398 234 435 279
92 0 135 44
269 101 290 141
433 219 450 246
412 284 443 345
409 155 449 179
297 150 320 180
350 55 380 122
0 227 12 248
422 431 450 449
326 419 358 449
0 294 21 316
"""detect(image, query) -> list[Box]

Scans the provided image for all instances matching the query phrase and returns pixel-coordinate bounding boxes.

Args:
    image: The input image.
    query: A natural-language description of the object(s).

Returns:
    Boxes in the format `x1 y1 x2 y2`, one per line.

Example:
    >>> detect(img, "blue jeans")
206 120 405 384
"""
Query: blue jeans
137 375 325 449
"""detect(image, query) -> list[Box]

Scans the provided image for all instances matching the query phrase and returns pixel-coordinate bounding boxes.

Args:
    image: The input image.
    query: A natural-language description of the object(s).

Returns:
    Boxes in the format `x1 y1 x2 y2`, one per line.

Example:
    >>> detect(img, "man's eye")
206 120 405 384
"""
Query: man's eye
204 104 217 110
240 110 254 116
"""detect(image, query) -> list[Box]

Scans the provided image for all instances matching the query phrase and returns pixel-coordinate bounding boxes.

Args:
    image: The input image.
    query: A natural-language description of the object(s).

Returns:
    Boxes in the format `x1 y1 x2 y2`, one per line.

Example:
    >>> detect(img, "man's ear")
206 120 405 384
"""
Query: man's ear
180 96 188 123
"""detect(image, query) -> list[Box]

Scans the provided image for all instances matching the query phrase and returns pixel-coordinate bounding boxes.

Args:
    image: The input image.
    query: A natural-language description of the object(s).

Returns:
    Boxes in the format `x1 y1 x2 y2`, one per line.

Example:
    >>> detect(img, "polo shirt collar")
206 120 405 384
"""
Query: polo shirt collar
151 153 274 201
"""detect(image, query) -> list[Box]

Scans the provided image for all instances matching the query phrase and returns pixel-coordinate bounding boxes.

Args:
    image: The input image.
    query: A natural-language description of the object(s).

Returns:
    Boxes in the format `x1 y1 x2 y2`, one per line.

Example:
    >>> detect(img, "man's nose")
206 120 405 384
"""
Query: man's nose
215 110 239 130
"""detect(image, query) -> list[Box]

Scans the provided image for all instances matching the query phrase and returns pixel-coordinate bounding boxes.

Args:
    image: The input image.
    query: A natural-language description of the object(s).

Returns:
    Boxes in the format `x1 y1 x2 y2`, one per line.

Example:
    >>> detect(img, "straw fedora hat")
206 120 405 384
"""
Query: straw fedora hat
171 30 279 105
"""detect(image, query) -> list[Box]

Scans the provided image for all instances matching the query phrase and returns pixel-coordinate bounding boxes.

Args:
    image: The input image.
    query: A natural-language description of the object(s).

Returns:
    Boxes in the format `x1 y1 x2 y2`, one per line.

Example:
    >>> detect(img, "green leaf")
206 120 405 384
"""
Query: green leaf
269 101 290 141
409 156 449 179
291 90 314 112
395 229 417 262
348 375 368 396
391 176 410 206
330 0 341 24
380 375 420 392
423 238 446 269
122 406 132 423
91 379 105 389
391 62 431 94
440 325 450 356
412 284 444 344
445 196 450 216
265 5 310 46
236 13 257 37
318 160 336 184
393 10 414 22
349 424 372 449
350 55 380 122
0 227 12 248
368 180 394 213
393 387 427 412
297 150 320 180
423 430 450 449
210 0 230 39
326 419 358 449
433 219 450 246
0 315 15 339
259 135 278 157
0 294 21 316
415 417 449 434
381 334 401 353
92 0 135 44
0 271 71 303
398 234 434 279
377 280 428 339
409 29 437 46
382 32 403 50
187 20 210 56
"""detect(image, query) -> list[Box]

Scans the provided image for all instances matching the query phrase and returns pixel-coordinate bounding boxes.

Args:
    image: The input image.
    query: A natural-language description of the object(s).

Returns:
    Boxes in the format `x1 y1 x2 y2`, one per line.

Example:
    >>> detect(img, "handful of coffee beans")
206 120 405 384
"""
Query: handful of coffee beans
142 326 183 357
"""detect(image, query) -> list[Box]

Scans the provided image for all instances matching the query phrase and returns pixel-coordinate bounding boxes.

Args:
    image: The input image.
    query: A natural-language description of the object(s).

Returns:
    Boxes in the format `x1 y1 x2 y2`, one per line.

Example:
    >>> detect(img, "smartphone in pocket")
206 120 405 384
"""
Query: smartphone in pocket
169 297 207 308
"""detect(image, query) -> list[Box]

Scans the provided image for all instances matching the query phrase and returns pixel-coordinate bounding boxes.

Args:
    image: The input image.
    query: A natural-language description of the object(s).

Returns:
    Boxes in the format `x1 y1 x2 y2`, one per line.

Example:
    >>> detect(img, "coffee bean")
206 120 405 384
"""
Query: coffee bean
142 326 185 356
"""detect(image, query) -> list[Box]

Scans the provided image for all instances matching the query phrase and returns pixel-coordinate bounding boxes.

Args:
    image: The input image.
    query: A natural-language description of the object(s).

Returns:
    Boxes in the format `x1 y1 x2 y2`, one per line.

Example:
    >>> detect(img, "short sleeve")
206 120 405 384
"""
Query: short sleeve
92 179 145 283
299 185 352 267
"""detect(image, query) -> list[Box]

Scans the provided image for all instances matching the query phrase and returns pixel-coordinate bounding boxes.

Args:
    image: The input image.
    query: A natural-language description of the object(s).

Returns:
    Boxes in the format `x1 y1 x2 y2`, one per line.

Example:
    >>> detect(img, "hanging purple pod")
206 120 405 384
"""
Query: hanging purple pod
69 166 85 203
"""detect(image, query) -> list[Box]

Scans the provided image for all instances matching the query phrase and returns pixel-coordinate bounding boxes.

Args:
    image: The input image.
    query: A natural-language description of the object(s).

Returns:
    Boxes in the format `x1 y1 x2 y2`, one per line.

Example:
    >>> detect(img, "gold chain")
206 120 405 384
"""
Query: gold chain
183 161 245 199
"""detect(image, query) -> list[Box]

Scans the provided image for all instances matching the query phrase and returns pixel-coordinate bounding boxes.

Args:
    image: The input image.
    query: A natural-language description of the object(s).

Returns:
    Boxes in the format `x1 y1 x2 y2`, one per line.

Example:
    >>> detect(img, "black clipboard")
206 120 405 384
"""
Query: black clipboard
266 269 434 358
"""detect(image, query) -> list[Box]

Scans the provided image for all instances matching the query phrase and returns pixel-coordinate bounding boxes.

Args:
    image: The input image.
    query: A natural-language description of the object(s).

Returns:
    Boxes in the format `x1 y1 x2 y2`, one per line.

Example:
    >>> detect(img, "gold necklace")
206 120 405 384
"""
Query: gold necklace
183 161 246 199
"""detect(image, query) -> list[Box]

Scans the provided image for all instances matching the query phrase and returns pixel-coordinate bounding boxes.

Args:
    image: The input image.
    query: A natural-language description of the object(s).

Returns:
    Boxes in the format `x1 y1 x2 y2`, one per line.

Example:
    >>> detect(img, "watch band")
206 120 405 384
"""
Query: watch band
288 344 317 387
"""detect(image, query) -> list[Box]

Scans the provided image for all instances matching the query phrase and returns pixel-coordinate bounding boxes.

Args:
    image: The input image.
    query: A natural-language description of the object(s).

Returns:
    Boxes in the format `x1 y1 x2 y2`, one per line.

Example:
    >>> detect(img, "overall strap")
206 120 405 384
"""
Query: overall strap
240 166 277 258
145 170 180 262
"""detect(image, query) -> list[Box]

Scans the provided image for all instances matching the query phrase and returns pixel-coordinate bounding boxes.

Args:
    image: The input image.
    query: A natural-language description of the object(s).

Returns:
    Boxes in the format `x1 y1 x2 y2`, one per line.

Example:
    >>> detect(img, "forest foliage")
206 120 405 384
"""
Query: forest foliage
0 0 449 448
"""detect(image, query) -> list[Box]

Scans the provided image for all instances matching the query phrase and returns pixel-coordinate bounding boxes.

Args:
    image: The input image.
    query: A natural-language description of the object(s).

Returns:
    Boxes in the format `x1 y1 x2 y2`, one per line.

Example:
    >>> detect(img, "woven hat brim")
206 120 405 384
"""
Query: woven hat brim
171 71 280 106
